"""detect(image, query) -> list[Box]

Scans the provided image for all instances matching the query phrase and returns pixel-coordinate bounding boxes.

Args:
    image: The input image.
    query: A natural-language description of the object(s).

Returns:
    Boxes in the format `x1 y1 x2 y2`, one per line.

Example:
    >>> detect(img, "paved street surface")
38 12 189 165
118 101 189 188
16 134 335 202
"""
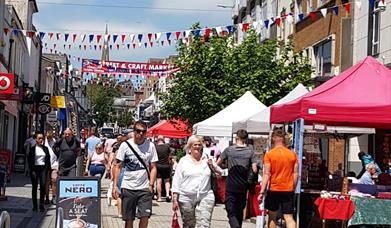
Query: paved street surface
1 173 255 227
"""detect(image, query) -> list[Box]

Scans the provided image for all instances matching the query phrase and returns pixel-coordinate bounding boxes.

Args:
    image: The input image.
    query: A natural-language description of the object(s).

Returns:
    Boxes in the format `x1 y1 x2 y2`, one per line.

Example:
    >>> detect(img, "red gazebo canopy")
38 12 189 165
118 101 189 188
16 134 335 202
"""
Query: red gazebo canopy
270 56 391 129
147 119 191 138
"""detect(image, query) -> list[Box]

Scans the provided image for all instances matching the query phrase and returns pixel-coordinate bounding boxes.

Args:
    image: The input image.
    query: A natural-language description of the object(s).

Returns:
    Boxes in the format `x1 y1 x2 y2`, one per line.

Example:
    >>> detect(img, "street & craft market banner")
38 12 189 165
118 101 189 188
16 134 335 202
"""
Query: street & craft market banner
81 59 177 74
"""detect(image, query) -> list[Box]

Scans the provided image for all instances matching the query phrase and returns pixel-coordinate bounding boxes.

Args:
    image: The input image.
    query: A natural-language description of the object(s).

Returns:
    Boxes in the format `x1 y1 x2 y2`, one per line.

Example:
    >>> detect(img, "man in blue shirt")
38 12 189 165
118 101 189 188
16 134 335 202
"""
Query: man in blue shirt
359 163 377 185
85 128 101 157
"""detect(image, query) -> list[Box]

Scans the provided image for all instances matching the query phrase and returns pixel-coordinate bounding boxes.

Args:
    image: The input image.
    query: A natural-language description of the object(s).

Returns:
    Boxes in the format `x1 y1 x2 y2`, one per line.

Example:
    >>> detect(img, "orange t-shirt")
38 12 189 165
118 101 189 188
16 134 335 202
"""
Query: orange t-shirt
264 145 298 192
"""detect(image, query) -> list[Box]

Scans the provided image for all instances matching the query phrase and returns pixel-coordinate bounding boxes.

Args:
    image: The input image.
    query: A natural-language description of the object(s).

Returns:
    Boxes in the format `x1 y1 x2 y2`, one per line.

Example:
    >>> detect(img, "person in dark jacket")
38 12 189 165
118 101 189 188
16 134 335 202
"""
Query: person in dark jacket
28 131 51 212
52 128 81 177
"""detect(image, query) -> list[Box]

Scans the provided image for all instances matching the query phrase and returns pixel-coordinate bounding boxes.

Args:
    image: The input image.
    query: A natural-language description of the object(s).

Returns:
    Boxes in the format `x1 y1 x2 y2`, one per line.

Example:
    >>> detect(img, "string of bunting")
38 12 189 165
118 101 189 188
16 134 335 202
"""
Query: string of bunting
3 0 375 50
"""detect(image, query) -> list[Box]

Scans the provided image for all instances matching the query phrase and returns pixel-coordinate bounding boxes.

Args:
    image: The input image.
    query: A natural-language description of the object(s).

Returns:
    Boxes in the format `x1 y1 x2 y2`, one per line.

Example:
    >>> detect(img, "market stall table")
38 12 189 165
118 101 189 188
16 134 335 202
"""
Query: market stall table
348 196 391 226
314 197 355 228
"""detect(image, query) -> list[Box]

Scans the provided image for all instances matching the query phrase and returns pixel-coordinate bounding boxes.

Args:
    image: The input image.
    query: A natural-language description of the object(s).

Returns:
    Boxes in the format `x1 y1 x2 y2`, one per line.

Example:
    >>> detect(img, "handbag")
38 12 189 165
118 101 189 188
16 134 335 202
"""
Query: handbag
171 211 180 228
124 141 150 180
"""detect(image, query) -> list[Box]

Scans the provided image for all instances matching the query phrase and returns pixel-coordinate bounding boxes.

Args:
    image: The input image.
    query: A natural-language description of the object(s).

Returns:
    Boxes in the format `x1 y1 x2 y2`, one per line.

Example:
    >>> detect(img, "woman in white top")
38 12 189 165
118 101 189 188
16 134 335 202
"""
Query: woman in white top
27 132 50 212
171 135 220 228
85 143 108 178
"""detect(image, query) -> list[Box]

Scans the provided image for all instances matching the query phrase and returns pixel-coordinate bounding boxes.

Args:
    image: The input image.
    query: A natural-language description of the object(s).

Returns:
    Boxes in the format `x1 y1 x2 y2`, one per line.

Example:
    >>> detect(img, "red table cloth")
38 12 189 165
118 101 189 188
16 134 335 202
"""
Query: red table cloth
314 197 355 221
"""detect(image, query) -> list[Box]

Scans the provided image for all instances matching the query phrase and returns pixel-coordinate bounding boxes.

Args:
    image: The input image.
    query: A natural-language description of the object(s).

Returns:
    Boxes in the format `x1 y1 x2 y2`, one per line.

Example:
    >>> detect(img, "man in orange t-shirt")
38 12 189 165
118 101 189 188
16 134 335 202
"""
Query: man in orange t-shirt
258 128 298 228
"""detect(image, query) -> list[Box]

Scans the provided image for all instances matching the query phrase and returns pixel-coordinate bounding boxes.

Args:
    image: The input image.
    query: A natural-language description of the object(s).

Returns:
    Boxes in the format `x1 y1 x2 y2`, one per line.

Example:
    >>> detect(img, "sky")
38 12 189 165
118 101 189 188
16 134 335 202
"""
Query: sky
34 0 233 69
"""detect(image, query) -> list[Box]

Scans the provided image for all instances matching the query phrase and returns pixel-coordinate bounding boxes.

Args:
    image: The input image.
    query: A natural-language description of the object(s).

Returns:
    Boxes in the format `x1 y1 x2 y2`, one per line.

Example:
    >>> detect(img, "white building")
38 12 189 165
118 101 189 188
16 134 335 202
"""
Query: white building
352 0 391 67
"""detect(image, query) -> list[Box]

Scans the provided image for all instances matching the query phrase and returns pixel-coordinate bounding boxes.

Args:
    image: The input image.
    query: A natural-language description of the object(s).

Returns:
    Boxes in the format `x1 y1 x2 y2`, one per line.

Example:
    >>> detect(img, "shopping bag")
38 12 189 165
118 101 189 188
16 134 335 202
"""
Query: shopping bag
172 212 180 228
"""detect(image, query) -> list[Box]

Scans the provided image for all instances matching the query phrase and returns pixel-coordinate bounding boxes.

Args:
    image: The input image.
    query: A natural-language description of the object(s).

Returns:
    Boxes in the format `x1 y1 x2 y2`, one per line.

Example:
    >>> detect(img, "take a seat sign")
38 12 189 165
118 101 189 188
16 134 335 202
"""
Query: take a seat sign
0 73 14 94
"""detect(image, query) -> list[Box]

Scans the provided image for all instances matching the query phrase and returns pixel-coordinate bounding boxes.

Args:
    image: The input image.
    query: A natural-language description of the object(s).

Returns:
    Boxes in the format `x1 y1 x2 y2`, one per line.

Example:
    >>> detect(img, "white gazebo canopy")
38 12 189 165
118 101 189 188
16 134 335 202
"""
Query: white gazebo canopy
232 84 309 133
193 91 267 137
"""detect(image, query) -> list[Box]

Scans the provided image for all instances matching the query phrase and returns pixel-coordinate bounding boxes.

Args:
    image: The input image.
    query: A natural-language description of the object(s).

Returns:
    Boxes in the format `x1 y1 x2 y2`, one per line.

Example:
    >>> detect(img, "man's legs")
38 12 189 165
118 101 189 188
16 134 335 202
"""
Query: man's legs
267 211 278 228
164 178 171 200
283 214 296 228
225 191 247 228
156 178 163 201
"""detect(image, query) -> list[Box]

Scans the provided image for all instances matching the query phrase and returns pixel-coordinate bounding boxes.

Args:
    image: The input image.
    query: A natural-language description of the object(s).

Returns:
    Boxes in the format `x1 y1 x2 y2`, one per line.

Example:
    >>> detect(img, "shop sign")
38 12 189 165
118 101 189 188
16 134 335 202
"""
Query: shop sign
13 153 25 172
36 92 51 104
57 177 101 228
0 73 14 94
47 111 57 122
0 87 22 101
50 96 65 108
38 103 51 115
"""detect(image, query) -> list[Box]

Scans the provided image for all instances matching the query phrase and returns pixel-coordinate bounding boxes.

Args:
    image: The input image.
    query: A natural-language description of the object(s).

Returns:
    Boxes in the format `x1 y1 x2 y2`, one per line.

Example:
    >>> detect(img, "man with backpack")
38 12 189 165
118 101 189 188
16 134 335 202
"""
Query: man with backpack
112 120 158 228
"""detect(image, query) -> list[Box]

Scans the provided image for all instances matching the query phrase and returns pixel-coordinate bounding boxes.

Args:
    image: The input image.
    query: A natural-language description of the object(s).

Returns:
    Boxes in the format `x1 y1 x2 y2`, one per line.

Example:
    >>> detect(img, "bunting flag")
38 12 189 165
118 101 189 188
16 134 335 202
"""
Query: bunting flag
129 34 135 43
193 29 201 37
4 28 9 35
264 20 270 29
332 6 339 15
56 33 61 40
109 45 112 50
344 3 351 14
175 31 181 40
27 31 35 38
161 40 164 46
309 12 317 22
286 14 293 24
81 34 86 42
144 43 147 48
69 44 71 49
133 43 136 49
298 13 305 22
226 25 234 34
204 28 212 38
138 34 143 42
275 18 281 27
39 32 45 39
99 45 102 50
242 23 250 32
64 33 69 42
147 33 153 42
116 44 120 50
127 44 130 49
121 34 126 43
97 35 102 43
150 42 153 47
48 32 54 39
155 32 162 41
320 8 328 17
63 44 66 49
73 34 77 43
94 45 97 50
89 34 94 43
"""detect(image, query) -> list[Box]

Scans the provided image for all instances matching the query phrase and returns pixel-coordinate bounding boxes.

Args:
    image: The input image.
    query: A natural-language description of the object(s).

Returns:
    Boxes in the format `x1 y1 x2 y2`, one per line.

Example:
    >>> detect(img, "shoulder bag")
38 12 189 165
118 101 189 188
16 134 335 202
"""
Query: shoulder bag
124 141 150 180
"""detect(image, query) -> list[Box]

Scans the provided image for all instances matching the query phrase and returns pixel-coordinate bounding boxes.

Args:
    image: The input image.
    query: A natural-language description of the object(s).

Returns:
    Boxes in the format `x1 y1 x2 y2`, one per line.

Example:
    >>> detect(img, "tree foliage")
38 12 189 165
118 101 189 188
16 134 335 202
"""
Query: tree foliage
160 29 313 126
117 110 134 128
86 84 121 127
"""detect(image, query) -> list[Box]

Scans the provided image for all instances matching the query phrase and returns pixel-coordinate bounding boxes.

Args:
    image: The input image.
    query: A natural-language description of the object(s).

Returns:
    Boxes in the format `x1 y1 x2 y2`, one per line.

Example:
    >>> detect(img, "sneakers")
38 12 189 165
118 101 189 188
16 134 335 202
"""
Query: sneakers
166 197 171 203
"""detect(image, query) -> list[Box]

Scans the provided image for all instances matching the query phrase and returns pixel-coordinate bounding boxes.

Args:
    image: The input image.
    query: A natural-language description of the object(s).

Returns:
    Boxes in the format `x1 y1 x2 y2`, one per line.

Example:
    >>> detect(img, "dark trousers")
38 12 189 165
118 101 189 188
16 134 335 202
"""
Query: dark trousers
30 165 47 208
225 191 247 228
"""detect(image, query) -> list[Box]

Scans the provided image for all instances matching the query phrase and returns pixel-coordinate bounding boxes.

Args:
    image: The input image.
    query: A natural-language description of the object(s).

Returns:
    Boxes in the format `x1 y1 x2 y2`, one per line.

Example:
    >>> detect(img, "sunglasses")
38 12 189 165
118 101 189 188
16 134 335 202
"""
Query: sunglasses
135 129 147 134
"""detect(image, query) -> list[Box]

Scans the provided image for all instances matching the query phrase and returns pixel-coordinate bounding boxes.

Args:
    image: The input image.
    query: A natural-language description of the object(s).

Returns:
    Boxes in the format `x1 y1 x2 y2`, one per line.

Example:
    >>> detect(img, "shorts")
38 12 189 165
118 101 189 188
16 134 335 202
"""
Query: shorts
89 164 105 177
157 166 171 179
121 188 153 221
265 191 295 214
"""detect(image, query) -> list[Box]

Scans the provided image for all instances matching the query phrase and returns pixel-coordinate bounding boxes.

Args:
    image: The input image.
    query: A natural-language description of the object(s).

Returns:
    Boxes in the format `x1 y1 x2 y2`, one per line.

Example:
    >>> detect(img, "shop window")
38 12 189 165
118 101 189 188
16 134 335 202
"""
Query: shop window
367 0 381 56
314 39 332 76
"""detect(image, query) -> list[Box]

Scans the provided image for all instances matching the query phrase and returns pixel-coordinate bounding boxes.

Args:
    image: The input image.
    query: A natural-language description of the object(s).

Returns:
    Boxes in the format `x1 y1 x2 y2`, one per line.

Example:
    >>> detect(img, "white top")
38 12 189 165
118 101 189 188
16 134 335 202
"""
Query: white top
116 139 158 190
171 154 212 202
45 138 58 169
35 146 46 166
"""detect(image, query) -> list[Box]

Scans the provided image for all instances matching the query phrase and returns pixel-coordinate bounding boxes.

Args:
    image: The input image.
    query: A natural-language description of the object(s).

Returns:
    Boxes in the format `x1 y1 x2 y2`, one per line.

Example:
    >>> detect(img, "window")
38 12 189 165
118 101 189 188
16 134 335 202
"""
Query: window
368 0 381 56
314 39 332 76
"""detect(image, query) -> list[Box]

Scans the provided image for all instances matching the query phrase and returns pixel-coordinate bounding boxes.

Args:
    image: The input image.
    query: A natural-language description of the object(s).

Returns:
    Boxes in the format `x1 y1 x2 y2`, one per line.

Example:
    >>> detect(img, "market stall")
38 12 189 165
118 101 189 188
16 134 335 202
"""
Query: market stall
270 56 391 227
146 119 191 139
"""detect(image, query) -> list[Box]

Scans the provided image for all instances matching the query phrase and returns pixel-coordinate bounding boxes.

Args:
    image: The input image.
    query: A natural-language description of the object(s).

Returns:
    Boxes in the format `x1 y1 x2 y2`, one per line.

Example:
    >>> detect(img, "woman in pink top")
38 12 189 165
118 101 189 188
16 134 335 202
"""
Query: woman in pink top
85 144 108 178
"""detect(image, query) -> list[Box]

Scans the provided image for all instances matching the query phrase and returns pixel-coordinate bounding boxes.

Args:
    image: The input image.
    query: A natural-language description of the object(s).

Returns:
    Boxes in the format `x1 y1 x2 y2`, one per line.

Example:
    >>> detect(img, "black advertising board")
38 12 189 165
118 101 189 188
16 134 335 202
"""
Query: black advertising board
36 92 51 104
57 177 101 228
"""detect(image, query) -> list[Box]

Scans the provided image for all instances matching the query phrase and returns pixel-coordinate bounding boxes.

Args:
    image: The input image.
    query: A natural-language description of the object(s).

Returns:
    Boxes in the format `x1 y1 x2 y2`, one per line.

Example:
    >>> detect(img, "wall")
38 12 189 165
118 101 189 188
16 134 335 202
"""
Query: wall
352 0 391 65
348 134 369 175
